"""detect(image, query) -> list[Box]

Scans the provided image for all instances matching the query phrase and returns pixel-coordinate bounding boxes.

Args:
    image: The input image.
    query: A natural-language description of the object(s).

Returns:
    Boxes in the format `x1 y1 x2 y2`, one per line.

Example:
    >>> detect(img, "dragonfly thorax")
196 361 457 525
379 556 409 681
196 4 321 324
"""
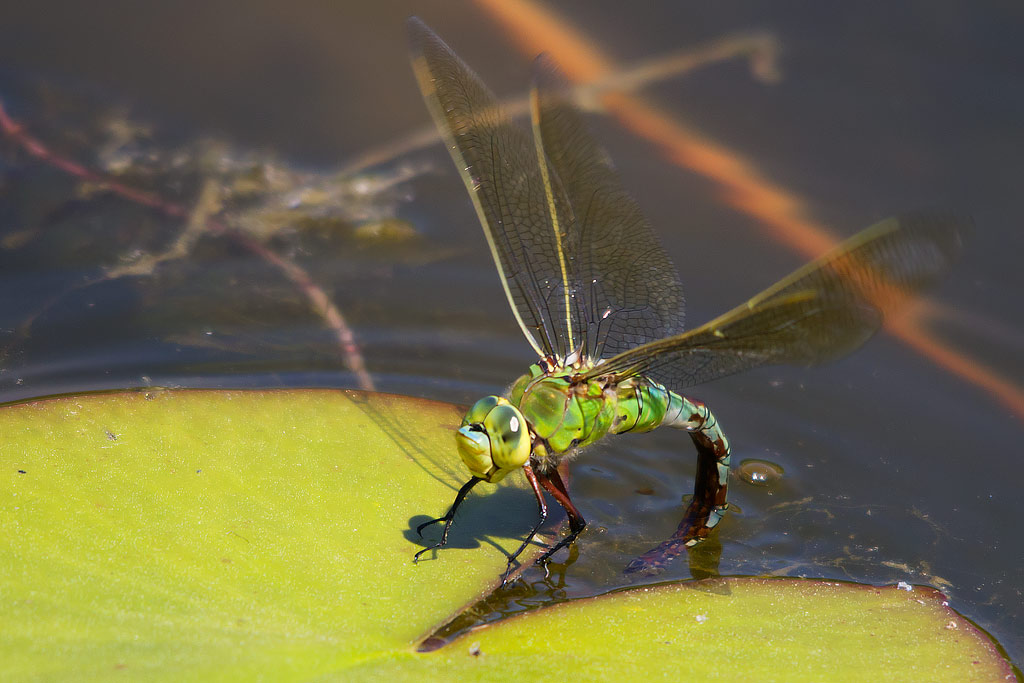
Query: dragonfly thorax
504 363 621 469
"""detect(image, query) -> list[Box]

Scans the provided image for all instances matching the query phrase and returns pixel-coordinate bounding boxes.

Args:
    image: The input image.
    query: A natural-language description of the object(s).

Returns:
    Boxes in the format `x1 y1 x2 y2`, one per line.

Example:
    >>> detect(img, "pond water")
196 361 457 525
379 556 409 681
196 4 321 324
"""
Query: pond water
1 0 1021 667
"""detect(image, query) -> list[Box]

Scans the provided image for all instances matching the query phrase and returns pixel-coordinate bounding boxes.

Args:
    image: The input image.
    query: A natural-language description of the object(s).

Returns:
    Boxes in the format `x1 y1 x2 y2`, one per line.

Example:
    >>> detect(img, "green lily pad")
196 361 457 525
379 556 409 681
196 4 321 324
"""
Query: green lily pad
1 390 1012 680
0 389 542 679
395 579 1013 681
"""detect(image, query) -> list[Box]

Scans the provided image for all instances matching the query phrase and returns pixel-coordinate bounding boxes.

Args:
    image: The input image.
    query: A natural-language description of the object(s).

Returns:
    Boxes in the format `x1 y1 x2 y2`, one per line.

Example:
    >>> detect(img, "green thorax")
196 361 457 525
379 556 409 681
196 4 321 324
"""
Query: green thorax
507 363 679 462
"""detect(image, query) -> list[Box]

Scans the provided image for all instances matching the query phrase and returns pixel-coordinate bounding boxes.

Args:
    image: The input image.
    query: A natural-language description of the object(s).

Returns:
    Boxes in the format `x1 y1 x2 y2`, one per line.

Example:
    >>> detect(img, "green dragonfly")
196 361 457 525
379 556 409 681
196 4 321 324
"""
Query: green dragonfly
407 17 965 581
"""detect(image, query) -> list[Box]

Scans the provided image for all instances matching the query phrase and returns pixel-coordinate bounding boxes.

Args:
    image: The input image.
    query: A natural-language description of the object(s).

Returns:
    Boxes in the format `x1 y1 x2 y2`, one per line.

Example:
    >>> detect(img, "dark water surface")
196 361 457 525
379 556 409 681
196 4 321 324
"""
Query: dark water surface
1 0 1021 666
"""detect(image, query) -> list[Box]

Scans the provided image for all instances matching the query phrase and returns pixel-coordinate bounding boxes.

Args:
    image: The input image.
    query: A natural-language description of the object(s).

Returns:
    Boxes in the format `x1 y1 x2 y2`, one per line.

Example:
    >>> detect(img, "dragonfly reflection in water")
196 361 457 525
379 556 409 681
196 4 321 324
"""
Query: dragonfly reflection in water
407 17 965 583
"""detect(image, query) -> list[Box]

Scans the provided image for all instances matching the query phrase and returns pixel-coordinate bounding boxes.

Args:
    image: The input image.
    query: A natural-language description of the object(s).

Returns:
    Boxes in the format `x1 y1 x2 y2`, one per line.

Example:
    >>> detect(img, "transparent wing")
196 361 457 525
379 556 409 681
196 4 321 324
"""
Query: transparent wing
531 56 686 361
408 18 584 360
583 214 969 390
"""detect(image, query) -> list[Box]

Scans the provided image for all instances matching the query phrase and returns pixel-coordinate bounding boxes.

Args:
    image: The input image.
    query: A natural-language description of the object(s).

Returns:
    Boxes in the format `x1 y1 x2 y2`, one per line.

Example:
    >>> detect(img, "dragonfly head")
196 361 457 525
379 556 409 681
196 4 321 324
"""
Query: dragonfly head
456 396 530 483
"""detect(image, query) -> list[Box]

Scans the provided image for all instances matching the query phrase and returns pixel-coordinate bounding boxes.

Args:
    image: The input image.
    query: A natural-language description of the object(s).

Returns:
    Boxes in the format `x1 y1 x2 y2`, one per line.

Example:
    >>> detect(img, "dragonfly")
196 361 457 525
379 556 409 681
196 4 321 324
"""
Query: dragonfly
407 17 965 582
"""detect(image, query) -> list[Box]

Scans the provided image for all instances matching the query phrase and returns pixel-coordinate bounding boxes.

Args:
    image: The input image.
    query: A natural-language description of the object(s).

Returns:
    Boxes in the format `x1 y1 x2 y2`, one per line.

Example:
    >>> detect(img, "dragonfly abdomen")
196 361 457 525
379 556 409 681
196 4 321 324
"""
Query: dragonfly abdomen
665 391 732 542
610 379 674 435
613 380 732 546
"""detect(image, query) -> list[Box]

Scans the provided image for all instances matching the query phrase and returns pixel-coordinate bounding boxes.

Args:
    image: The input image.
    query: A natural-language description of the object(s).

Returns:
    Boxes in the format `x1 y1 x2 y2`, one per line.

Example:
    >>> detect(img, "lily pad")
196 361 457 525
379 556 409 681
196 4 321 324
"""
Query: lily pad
0 390 1013 680
395 579 1014 681
0 389 542 679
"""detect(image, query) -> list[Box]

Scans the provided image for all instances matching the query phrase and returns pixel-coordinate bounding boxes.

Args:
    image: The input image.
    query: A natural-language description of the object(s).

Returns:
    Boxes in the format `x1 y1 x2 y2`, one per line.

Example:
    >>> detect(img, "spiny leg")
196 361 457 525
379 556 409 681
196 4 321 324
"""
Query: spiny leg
414 476 482 562
626 397 730 574
534 462 587 565
500 464 549 586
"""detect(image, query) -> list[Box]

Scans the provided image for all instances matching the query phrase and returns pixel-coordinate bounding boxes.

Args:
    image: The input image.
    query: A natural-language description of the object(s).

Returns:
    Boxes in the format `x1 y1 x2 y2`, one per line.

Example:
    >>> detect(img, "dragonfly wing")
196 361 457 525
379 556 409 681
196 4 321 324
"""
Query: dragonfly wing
408 18 584 360
585 214 968 390
531 56 686 361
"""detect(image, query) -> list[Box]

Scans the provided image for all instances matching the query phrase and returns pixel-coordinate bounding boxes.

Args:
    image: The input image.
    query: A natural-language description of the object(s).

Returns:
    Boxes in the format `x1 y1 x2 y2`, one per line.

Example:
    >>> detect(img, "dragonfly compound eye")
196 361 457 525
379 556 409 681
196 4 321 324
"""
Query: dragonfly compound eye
462 395 506 425
456 397 529 482
483 404 530 474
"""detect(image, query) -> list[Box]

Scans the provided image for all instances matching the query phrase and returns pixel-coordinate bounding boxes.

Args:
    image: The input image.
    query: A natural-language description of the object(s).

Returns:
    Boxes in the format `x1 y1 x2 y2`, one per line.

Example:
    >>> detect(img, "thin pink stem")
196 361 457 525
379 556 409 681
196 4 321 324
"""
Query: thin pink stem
0 99 374 390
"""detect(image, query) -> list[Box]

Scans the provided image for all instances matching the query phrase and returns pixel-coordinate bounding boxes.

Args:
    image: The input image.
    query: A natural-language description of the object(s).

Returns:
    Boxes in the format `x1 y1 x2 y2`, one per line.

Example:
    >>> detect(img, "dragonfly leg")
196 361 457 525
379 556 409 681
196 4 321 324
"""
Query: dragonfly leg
534 462 587 565
413 476 482 562
626 397 730 573
500 464 549 586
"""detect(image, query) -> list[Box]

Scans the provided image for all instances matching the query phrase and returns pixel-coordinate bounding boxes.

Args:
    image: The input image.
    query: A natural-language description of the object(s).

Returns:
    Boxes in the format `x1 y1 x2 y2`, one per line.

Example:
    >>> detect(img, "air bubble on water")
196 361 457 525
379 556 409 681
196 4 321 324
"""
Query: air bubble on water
738 459 784 487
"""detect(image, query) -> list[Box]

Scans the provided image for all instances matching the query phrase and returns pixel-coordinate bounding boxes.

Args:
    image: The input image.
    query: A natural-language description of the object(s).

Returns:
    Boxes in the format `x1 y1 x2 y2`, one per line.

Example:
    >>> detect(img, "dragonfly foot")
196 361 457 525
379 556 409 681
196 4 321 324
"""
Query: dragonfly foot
535 546 562 566
413 516 450 562
537 555 552 579
415 516 446 537
413 545 437 563
536 514 586 566
535 533 581 565
499 560 523 588
413 477 481 561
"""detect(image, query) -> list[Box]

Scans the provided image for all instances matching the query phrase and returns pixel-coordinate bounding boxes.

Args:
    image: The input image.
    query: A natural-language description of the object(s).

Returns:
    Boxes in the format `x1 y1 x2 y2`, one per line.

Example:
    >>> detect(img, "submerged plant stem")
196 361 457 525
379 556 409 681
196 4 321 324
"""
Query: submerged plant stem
0 99 374 391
